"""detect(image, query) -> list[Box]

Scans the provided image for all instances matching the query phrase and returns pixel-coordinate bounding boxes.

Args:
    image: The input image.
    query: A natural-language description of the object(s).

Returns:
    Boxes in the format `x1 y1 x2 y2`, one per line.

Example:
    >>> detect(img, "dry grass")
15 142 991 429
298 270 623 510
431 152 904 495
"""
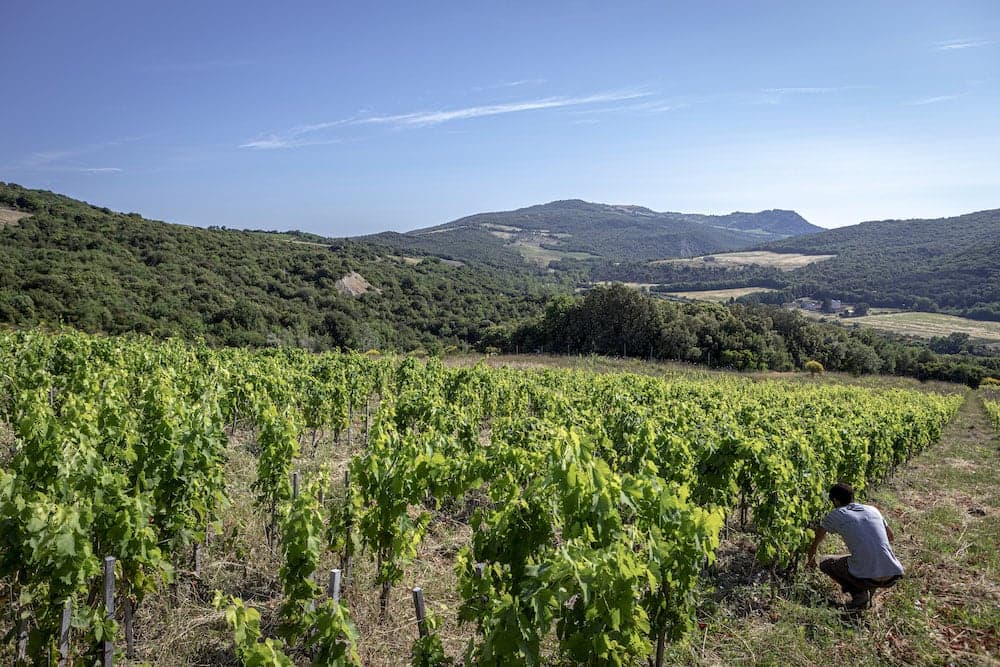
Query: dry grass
651 250 836 271
664 287 778 302
849 312 1000 343
386 255 424 266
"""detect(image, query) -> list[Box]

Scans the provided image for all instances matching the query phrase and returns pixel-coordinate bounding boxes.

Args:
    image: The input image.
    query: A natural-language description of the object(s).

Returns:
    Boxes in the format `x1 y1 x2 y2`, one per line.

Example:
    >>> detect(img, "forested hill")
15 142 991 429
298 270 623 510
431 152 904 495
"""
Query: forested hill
361 199 820 267
0 183 565 350
581 208 1000 321
762 208 1000 317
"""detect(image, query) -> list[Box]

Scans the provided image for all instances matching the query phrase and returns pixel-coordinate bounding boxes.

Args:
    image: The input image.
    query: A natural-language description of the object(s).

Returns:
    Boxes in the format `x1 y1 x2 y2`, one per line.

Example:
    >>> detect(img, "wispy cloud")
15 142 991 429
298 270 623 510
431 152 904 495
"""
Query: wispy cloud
564 97 687 117
2 138 139 174
934 39 993 51
763 86 868 95
751 85 871 106
355 91 648 127
78 167 124 174
240 89 649 149
906 94 961 106
239 136 343 150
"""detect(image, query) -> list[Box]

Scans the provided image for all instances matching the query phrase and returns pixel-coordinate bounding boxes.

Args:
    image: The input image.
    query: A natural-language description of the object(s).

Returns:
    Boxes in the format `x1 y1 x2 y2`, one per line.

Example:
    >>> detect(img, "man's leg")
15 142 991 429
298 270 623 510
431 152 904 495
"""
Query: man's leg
819 556 867 596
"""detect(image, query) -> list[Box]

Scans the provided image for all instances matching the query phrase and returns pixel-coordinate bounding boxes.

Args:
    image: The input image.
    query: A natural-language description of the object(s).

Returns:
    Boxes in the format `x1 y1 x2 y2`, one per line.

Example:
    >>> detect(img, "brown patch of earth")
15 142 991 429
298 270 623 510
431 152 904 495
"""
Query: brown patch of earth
0 207 30 226
334 271 380 297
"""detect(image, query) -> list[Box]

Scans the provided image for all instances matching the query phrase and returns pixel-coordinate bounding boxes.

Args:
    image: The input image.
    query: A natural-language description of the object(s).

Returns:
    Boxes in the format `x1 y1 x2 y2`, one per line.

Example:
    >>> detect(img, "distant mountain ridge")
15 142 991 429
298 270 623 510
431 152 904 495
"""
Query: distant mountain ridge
360 199 821 267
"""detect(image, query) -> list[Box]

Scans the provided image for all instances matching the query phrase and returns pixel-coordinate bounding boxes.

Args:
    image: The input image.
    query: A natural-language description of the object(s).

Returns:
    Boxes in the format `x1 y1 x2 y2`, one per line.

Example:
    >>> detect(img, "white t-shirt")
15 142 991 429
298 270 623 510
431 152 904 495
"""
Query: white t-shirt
821 503 904 579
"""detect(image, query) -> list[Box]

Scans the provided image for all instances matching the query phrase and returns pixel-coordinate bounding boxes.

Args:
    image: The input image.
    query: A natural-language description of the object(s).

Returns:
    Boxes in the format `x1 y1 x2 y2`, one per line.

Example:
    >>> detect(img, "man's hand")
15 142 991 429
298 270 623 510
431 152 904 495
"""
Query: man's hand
806 526 826 571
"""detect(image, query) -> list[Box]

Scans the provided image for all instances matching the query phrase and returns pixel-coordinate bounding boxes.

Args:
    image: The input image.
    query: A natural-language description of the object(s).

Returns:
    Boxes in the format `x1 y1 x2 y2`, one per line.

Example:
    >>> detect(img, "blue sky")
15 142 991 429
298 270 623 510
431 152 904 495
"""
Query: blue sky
2 1 998 234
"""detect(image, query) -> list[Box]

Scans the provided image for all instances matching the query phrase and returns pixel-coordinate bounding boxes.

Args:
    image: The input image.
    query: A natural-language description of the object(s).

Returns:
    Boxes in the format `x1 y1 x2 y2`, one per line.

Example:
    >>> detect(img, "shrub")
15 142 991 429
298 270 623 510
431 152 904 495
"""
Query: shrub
805 360 824 376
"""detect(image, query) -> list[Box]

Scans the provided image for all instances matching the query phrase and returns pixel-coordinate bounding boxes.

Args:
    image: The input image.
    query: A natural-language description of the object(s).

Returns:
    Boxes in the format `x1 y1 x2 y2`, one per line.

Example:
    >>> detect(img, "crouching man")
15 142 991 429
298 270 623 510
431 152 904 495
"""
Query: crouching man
806 482 904 609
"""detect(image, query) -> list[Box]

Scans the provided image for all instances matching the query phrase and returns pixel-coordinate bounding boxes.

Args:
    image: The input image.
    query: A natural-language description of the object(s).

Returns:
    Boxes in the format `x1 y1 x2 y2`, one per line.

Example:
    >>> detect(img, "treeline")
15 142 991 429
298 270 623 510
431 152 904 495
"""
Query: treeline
486 285 998 387
0 183 559 352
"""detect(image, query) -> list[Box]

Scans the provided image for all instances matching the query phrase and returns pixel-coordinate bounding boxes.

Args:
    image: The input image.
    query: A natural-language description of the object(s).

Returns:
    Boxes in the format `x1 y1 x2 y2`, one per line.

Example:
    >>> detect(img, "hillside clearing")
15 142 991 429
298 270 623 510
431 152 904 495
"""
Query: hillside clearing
334 270 378 296
849 312 1000 342
666 286 778 302
653 250 836 270
0 207 29 226
512 239 600 266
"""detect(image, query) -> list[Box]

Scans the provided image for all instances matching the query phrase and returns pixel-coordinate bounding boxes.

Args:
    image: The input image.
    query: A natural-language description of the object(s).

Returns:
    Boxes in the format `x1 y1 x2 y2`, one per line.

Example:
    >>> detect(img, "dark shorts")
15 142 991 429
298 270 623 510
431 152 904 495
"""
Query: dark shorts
819 556 902 595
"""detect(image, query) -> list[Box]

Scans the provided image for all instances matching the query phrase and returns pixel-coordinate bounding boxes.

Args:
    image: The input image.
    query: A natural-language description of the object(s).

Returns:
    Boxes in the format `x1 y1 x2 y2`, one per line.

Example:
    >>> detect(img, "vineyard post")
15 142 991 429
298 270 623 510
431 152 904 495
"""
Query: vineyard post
123 594 136 660
654 577 670 667
342 470 352 584
328 569 342 603
102 556 115 667
193 543 202 576
292 471 299 500
412 587 428 638
58 598 72 667
365 401 370 446
347 407 353 448
15 616 27 663
379 573 391 619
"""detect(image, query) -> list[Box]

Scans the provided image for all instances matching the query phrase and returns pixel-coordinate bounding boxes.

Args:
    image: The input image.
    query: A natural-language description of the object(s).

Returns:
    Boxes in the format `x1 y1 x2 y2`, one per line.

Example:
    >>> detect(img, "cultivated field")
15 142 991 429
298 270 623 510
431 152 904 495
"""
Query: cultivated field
512 239 599 266
665 287 778 302
653 250 836 271
850 312 1000 342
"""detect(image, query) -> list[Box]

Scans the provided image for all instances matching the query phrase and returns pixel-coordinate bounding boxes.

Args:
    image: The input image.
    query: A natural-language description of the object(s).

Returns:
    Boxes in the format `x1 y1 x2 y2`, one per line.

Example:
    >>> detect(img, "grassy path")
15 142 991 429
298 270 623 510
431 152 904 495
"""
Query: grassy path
667 391 999 666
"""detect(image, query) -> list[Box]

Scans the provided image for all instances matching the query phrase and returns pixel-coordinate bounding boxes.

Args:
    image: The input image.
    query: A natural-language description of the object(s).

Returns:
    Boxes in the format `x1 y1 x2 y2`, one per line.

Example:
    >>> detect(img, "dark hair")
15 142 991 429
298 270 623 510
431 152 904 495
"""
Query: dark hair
829 482 854 505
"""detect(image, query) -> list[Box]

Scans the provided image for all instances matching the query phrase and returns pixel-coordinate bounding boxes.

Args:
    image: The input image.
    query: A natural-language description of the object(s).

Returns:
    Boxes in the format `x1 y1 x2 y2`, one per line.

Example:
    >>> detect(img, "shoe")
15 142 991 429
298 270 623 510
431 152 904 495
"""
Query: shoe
846 590 871 610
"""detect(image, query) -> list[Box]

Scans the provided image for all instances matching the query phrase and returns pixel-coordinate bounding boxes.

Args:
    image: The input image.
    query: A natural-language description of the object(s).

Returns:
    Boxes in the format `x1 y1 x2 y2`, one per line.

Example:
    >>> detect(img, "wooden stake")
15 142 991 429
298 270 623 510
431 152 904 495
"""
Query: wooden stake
193 543 202 576
15 616 27 663
329 569 342 603
412 587 428 638
342 470 352 584
292 472 299 500
102 556 116 667
123 597 136 660
379 580 391 619
58 598 72 666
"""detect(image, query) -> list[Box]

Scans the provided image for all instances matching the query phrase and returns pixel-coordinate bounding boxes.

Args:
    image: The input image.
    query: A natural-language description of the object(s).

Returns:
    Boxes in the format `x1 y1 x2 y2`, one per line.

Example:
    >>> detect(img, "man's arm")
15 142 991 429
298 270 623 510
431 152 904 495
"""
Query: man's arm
806 526 827 569
884 520 894 542
873 505 895 542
